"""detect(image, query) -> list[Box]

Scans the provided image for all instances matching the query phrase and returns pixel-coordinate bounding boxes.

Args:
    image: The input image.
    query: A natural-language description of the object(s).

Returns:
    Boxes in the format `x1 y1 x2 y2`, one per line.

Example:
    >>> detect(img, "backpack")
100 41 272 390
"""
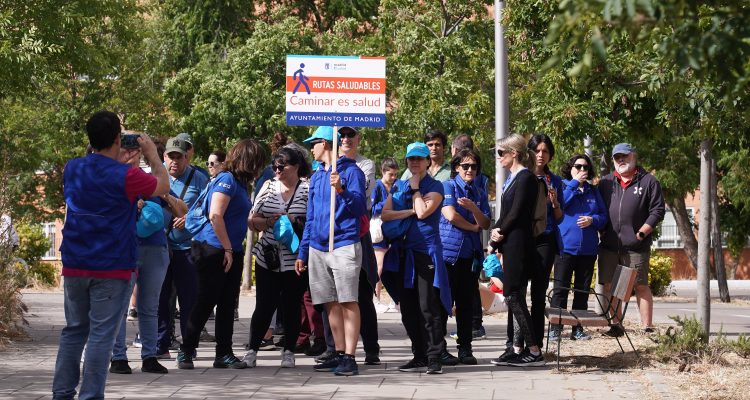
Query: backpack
184 172 228 237
532 177 548 237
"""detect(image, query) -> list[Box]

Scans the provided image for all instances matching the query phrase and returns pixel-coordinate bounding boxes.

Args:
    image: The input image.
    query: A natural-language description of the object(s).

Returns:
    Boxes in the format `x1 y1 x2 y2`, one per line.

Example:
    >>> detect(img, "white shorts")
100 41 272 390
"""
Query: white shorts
484 293 507 314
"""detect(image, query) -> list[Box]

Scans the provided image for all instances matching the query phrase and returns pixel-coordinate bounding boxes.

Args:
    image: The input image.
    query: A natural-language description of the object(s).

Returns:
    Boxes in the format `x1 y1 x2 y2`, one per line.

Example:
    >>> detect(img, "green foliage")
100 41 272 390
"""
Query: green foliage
15 223 50 269
655 316 750 364
649 254 673 296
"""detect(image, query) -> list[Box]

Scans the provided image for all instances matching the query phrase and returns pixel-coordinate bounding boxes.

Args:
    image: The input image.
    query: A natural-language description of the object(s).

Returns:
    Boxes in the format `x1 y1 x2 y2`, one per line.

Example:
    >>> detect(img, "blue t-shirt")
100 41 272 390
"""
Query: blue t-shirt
167 166 209 250
194 172 251 251
442 177 491 259
399 177 444 254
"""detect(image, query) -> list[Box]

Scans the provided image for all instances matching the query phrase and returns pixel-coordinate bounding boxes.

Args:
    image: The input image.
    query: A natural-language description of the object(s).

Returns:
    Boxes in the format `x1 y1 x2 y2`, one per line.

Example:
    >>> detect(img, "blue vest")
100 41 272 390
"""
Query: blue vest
439 177 484 265
60 154 138 271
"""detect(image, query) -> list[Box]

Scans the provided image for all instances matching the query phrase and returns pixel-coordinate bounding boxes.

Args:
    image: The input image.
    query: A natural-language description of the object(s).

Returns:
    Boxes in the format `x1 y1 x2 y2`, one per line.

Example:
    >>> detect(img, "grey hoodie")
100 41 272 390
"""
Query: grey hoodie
598 167 665 252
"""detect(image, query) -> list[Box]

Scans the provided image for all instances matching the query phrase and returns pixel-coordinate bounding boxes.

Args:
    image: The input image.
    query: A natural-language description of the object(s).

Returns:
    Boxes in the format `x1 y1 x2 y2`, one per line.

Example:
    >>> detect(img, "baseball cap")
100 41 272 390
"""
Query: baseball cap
405 142 430 158
176 132 193 146
273 215 299 253
165 138 188 155
303 126 340 145
338 126 359 135
612 143 634 157
136 201 165 238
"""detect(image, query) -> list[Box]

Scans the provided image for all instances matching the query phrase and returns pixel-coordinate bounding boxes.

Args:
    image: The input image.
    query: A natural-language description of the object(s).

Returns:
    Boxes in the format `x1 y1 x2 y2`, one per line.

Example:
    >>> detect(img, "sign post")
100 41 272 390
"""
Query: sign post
285 55 386 252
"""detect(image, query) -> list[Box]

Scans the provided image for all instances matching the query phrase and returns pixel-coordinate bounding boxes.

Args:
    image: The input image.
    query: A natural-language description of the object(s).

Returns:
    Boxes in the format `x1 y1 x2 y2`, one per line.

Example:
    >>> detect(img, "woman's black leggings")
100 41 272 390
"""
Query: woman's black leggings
505 286 538 349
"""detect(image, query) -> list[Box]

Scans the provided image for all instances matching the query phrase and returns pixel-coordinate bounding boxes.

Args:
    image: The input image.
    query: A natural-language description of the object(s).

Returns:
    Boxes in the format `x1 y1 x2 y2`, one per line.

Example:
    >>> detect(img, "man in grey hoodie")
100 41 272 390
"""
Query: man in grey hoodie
598 143 665 336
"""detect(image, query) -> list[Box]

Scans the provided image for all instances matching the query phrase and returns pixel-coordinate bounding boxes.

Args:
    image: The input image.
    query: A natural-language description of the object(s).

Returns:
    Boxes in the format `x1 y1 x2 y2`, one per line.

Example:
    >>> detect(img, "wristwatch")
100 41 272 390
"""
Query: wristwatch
637 231 646 239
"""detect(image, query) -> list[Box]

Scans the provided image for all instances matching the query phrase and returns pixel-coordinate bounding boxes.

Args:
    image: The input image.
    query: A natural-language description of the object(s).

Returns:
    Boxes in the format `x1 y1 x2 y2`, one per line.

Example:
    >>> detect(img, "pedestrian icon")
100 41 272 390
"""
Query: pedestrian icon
292 63 311 95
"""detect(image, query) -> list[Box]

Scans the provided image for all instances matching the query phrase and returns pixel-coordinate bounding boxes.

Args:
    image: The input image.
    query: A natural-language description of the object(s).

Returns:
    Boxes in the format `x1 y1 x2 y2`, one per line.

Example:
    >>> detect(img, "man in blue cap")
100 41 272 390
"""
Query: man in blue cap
295 126 367 376
598 143 665 336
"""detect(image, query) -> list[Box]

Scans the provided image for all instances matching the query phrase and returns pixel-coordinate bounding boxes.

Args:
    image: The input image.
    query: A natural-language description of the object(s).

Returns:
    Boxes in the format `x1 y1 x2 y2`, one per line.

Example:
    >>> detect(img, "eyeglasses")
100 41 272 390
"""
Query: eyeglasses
272 164 287 172
206 161 223 167
496 149 508 157
339 130 358 139
573 164 590 171
459 163 478 171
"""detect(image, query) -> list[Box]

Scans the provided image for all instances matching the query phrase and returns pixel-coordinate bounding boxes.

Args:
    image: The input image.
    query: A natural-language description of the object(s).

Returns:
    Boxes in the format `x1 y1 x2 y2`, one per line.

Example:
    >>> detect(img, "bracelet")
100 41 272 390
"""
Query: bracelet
224 248 232 253
336 186 344 194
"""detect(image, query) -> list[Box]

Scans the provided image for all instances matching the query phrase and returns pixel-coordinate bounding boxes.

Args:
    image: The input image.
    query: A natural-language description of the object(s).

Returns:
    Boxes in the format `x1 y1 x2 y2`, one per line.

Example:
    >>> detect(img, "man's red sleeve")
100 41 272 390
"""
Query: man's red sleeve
125 167 158 203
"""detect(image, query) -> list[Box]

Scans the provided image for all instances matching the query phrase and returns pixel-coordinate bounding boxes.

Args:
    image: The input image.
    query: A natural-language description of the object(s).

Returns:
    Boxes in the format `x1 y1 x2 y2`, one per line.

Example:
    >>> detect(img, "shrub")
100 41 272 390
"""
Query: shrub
0 247 28 346
654 315 711 363
649 254 673 296
14 223 56 287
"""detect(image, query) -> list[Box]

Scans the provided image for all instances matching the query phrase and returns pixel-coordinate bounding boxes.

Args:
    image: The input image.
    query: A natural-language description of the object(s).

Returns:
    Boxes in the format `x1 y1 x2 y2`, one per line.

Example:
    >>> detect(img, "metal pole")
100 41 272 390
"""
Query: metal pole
494 0 509 213
329 125 338 253
697 139 712 339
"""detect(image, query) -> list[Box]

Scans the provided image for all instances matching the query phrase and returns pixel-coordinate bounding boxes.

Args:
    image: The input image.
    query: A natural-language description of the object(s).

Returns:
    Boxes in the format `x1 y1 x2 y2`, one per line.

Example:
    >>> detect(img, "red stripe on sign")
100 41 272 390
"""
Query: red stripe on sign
285 77 386 94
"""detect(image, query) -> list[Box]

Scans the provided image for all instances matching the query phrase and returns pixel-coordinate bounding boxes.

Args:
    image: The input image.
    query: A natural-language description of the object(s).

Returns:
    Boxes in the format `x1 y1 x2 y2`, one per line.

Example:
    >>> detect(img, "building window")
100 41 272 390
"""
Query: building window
655 208 694 249
42 222 57 259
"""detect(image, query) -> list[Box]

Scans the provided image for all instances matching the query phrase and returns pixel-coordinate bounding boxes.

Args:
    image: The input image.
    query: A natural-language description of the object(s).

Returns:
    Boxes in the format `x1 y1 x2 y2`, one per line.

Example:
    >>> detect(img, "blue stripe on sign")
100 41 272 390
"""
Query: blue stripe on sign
286 112 386 128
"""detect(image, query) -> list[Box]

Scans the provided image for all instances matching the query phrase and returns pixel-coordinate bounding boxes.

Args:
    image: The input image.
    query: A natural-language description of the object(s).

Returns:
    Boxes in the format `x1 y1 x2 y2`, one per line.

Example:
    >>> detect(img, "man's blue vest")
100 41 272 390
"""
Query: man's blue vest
60 154 138 271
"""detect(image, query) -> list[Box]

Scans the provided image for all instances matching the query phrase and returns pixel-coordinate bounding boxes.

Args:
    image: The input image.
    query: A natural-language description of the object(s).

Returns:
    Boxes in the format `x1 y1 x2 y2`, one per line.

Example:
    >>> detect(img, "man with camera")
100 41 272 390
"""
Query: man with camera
52 111 169 400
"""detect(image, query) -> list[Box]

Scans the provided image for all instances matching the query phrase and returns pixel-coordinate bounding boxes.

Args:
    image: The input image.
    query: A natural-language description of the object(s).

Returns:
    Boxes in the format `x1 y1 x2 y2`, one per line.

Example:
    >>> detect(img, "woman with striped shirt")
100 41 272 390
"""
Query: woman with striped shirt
244 146 311 368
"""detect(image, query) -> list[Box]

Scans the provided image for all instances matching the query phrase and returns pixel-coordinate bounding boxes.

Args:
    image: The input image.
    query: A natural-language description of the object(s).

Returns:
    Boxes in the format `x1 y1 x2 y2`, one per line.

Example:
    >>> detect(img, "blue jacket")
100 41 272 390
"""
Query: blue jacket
439 176 490 265
558 179 608 256
60 154 138 271
298 156 367 262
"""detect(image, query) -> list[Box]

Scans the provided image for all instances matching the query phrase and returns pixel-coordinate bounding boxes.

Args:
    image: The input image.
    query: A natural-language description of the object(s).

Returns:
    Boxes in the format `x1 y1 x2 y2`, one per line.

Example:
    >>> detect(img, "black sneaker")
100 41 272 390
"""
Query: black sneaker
506 350 545 367
426 358 443 374
458 348 477 365
168 337 182 351
127 308 138 321
603 325 625 338
109 359 132 374
258 338 277 351
234 308 239 321
313 353 341 372
490 348 518 366
200 328 216 342
177 351 194 370
333 354 359 376
208 309 216 320
213 354 247 369
398 357 427 372
293 341 310 354
364 351 381 365
439 349 459 366
314 349 337 364
142 357 168 374
472 326 487 340
305 340 327 357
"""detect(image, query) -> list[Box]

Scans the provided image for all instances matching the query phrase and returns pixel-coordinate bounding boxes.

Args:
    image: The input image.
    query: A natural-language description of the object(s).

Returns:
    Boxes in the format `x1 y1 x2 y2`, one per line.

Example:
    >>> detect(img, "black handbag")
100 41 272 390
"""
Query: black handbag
261 242 281 271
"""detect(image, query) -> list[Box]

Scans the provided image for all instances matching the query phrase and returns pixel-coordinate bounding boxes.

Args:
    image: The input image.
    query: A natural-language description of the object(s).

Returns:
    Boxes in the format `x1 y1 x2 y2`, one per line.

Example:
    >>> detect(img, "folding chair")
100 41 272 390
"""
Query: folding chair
544 264 639 370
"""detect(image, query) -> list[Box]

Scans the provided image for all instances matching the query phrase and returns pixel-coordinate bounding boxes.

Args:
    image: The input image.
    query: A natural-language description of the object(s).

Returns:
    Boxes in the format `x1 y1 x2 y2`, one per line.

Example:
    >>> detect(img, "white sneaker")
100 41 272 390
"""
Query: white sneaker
280 349 295 368
242 349 257 368
374 299 389 314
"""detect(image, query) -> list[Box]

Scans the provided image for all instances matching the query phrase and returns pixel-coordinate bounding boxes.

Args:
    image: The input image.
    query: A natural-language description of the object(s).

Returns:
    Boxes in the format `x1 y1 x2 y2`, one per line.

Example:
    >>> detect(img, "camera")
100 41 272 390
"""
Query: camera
121 133 140 149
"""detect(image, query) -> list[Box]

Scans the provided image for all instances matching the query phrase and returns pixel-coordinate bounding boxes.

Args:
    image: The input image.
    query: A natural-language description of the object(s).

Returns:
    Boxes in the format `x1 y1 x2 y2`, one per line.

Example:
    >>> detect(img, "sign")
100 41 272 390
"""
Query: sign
285 55 386 128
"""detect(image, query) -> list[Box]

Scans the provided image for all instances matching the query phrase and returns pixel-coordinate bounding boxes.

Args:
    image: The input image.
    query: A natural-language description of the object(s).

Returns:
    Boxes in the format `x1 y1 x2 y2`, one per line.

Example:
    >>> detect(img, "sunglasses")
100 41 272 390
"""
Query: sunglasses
459 163 478 171
308 139 324 146
496 149 509 157
206 161 223 167
406 156 426 162
573 164 589 171
339 130 358 139
272 164 287 172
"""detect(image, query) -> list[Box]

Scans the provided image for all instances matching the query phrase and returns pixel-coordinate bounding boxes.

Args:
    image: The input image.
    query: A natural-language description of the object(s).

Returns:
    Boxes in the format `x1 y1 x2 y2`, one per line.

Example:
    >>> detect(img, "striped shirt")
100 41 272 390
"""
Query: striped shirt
251 179 309 272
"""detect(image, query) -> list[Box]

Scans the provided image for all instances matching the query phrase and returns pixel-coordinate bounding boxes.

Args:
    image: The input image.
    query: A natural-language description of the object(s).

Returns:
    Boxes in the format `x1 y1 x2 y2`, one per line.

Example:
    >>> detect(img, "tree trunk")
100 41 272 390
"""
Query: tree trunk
697 139 712 340
710 157 730 302
669 197 699 270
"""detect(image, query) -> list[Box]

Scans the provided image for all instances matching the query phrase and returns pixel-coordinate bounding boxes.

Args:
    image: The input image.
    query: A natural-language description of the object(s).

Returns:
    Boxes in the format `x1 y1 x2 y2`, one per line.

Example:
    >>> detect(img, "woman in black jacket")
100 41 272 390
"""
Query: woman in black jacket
488 134 545 367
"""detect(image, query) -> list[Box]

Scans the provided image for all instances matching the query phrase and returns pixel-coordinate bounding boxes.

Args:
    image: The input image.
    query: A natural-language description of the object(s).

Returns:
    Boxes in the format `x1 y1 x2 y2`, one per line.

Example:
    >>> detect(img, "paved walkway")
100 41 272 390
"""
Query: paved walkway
1 291 679 400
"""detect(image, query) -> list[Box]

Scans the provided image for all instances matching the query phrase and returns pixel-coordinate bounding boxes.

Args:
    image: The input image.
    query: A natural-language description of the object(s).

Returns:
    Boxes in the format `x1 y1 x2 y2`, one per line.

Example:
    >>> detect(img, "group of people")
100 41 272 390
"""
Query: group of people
51 111 664 399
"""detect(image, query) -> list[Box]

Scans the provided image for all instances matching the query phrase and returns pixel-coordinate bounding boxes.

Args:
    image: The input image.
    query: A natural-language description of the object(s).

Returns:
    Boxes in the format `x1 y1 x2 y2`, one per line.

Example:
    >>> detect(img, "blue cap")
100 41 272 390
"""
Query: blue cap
273 215 299 253
405 142 430 158
136 201 165 238
303 126 340 145
612 143 634 157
